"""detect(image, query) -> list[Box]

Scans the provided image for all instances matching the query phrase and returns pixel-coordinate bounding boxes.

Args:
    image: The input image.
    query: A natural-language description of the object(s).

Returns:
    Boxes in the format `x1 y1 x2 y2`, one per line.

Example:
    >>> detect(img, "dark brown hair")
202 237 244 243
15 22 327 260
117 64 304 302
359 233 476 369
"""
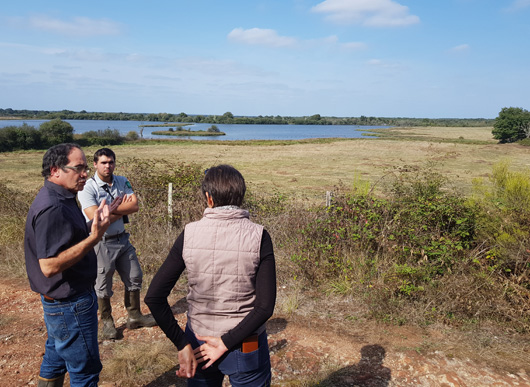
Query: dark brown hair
41 143 81 178
201 165 246 207
93 148 116 163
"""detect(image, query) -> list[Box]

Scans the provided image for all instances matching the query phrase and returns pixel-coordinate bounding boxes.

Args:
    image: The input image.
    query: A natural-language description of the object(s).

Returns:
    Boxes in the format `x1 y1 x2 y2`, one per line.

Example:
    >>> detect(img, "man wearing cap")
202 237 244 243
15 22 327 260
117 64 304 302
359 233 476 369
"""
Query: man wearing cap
78 147 155 340
25 143 111 387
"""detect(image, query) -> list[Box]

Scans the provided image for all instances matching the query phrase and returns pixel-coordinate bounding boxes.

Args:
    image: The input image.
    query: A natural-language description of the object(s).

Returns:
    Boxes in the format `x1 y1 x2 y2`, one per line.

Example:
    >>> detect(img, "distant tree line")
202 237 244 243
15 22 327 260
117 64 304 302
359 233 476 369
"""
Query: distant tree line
0 108 494 127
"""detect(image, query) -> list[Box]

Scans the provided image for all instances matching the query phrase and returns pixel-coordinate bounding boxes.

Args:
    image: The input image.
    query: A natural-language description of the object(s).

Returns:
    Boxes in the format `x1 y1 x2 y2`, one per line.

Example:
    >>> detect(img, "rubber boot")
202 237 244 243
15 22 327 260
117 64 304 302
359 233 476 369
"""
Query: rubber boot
37 374 65 387
98 297 118 340
125 289 157 329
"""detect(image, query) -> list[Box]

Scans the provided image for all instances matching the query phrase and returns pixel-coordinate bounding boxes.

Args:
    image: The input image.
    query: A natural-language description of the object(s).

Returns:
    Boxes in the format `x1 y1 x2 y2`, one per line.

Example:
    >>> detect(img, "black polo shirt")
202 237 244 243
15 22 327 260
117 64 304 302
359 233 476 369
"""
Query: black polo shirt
24 179 97 299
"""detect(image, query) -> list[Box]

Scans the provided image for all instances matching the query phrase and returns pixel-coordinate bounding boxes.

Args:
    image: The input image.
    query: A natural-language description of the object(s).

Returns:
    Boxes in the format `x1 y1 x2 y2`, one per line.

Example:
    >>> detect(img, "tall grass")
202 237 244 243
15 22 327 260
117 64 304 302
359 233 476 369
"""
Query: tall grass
0 182 33 277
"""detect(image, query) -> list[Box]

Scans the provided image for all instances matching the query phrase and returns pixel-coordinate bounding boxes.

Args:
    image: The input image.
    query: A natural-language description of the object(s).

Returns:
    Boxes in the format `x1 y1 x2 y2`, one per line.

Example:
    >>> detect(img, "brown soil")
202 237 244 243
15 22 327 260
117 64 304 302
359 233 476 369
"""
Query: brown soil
1 278 529 387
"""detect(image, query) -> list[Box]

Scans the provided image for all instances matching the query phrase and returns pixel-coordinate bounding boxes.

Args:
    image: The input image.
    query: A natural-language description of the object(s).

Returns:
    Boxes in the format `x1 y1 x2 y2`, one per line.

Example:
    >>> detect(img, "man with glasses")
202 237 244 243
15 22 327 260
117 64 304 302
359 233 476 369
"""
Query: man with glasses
25 143 111 387
78 148 156 341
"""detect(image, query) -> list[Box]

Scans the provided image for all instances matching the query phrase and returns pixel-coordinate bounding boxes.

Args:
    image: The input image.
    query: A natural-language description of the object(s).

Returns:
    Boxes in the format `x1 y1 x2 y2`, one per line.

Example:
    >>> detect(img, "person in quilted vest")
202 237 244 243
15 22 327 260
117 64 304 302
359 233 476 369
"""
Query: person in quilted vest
145 164 276 386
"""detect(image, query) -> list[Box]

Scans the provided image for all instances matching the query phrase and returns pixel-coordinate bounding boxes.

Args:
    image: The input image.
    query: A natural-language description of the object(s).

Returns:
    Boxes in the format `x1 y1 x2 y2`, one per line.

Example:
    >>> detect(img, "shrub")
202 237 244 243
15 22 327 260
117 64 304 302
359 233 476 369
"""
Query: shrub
291 169 477 288
0 124 43 152
125 130 139 141
80 128 124 146
39 119 74 146
471 160 530 290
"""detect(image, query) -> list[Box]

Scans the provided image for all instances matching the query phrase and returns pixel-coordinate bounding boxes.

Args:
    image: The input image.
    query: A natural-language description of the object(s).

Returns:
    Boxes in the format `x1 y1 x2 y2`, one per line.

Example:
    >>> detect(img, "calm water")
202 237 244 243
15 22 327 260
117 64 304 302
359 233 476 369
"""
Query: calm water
0 119 388 141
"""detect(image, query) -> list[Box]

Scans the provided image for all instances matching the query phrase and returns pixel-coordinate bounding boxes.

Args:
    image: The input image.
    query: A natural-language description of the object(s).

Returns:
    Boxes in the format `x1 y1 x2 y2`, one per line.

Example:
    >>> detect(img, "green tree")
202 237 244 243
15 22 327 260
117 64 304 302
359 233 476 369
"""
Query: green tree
39 119 74 146
218 111 234 124
492 107 530 143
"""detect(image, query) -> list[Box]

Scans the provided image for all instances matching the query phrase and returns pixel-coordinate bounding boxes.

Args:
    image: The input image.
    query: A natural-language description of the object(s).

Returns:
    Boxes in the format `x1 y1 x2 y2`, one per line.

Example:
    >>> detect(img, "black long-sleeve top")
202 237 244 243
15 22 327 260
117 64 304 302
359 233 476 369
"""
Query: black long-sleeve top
145 229 276 351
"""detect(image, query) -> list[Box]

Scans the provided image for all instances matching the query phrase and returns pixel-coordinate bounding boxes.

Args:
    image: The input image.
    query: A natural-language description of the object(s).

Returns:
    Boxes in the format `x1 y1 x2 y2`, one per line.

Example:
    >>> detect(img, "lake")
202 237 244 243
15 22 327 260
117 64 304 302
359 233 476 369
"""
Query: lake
0 119 388 141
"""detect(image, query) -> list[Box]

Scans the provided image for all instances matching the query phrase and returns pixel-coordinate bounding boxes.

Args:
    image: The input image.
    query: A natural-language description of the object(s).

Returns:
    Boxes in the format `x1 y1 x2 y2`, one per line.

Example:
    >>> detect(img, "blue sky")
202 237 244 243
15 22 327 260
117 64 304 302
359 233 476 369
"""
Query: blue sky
1 0 529 118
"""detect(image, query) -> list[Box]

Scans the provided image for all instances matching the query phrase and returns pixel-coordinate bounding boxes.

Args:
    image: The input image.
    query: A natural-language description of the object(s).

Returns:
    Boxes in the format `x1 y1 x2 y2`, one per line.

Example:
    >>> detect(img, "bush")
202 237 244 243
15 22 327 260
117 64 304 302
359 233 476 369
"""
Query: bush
125 131 139 141
287 165 530 331
291 168 477 288
39 119 74 146
0 124 44 152
80 128 124 146
472 160 530 288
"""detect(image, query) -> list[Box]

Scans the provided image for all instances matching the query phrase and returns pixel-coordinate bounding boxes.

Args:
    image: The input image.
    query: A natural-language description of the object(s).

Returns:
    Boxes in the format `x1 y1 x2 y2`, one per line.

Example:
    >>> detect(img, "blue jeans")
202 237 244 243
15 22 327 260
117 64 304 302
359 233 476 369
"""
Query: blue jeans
40 291 102 387
185 326 271 387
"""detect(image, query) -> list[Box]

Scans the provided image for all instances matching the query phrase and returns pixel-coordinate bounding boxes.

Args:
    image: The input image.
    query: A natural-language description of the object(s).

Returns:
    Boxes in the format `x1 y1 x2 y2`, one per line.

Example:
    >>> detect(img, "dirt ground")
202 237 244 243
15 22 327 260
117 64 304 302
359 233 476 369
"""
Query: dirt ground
1 278 529 387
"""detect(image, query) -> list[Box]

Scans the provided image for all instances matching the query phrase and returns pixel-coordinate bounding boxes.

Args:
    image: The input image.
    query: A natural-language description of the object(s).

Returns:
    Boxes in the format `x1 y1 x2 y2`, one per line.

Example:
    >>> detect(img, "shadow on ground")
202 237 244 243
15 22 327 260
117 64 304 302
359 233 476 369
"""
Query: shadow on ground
143 365 187 387
319 344 391 386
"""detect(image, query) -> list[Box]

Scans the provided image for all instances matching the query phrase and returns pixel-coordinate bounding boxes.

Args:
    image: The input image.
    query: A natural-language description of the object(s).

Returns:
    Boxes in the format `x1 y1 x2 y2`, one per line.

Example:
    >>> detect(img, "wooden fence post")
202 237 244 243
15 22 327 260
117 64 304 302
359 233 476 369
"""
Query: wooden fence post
326 191 333 207
168 183 173 227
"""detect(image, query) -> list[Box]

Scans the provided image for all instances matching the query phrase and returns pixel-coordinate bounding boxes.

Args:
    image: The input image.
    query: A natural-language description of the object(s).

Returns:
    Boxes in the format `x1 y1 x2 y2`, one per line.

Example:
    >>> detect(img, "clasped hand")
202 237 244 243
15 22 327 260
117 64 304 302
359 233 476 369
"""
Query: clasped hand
175 336 227 379
193 336 228 370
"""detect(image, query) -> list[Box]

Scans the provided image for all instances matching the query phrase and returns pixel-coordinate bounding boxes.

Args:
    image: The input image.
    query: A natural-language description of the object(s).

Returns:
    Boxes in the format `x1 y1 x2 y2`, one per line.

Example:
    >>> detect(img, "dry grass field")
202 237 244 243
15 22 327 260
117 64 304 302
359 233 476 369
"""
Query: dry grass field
1 126 528 200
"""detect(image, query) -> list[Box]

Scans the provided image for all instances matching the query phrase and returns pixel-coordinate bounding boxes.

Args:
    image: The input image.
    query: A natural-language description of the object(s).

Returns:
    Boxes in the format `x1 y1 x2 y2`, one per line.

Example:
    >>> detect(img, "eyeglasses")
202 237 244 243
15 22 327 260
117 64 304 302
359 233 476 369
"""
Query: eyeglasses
63 165 91 174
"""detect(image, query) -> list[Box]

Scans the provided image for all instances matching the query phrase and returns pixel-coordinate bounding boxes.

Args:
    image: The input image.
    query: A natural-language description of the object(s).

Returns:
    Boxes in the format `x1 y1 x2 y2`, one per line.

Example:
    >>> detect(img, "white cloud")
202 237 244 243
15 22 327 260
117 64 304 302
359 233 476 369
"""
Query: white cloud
341 41 367 50
25 15 122 37
366 58 401 69
227 28 297 47
505 0 530 11
227 29 365 51
311 0 420 27
0 41 67 55
449 44 470 53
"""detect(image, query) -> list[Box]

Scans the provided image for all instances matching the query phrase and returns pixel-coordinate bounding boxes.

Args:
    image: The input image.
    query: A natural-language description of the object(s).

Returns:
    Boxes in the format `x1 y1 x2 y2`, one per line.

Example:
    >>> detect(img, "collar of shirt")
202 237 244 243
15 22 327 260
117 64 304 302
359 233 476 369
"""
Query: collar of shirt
91 173 114 187
44 179 76 199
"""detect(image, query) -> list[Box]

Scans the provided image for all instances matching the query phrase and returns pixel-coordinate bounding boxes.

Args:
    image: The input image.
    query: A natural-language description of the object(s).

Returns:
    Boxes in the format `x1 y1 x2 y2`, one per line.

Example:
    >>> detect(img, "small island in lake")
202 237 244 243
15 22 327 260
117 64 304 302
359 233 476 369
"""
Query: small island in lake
142 123 226 137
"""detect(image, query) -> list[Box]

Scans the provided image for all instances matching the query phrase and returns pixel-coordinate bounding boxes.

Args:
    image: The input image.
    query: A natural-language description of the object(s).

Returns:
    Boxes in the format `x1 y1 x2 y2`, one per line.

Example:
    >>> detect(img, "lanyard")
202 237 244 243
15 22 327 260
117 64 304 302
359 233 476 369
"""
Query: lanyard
92 177 115 199
101 183 115 200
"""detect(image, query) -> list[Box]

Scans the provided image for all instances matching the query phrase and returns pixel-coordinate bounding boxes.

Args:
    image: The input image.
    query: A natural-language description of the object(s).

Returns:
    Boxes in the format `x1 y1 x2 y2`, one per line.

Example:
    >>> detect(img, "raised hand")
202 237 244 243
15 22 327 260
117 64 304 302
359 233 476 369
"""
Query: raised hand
91 199 111 239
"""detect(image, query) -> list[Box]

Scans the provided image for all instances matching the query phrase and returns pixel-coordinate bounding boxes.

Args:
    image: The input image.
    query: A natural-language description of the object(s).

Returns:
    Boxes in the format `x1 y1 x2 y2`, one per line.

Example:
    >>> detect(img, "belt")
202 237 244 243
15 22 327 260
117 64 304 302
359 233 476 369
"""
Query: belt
102 231 126 241
42 290 91 303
